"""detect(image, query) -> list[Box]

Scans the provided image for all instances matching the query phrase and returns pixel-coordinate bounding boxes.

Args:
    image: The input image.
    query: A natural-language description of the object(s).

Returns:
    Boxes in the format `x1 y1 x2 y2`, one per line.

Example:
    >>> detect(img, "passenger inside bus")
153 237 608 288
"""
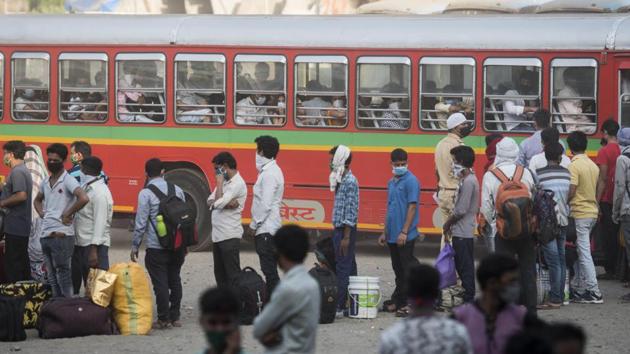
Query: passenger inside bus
117 61 163 123
328 95 347 127
622 70 630 126
357 95 377 128
297 80 332 126
557 67 596 134
254 62 272 90
434 84 474 130
501 70 539 132
135 62 165 122
235 93 269 125
379 82 409 129
62 69 106 121
266 94 285 125
176 62 223 124
14 87 48 120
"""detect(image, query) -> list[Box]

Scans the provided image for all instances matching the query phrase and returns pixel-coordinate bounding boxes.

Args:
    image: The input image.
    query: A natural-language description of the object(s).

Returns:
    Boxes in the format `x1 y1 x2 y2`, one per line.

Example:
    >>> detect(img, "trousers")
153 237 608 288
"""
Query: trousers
4 234 31 282
213 238 241 288
333 227 358 310
145 248 186 322
388 239 419 308
496 234 537 314
255 233 280 296
40 236 75 298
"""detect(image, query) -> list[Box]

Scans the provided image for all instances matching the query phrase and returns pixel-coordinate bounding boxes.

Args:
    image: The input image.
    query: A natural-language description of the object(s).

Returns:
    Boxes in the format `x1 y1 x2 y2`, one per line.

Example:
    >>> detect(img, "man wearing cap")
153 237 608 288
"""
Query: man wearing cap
434 113 472 242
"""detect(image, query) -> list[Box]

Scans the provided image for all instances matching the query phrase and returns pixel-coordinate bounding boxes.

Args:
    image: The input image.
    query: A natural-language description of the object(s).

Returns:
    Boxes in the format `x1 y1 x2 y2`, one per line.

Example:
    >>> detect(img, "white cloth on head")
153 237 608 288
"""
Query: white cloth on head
24 144 48 282
446 112 467 130
329 145 350 191
494 137 520 167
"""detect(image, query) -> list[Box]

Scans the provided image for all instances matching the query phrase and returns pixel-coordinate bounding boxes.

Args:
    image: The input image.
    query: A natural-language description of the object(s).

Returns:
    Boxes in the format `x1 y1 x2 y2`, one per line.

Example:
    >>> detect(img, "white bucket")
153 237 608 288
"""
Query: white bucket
348 276 381 319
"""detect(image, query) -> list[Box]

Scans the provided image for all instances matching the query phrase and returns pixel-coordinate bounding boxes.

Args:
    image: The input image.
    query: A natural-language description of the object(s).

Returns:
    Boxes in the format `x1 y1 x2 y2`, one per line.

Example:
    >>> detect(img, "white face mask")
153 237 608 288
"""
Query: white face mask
255 96 266 105
256 153 271 172
333 99 343 108
277 101 286 109
452 163 466 177
389 101 400 110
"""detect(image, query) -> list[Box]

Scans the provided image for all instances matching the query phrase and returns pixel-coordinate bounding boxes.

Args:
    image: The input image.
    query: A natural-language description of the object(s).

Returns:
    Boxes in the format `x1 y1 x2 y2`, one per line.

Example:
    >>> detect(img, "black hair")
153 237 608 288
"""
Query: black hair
46 143 69 160
390 148 408 162
3 140 27 160
485 133 503 147
199 287 239 316
255 135 280 159
329 146 352 166
81 156 103 176
504 331 553 354
212 151 237 169
71 140 92 158
544 142 564 163
567 131 588 153
541 127 560 146
450 146 475 168
533 109 551 129
407 264 440 300
145 158 163 178
477 254 519 290
548 323 586 352
601 118 619 137
274 224 310 263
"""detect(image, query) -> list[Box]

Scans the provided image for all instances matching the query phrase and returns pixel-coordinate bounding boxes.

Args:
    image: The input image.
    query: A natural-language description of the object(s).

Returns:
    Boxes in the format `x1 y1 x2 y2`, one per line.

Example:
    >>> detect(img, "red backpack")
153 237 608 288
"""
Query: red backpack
491 166 534 240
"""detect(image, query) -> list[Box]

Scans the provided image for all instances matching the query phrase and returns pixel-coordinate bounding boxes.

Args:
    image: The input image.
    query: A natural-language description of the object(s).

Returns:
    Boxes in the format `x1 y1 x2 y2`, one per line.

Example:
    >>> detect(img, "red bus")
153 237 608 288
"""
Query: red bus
1 14 629 250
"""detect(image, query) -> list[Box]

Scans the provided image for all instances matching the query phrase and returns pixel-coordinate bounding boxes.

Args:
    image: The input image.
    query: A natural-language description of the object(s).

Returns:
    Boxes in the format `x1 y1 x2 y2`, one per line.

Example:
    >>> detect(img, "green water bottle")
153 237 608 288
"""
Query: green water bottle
156 215 167 238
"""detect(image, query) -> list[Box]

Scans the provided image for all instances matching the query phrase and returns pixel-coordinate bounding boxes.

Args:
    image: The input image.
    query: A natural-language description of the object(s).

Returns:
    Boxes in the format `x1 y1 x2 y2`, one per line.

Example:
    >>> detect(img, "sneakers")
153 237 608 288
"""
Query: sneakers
335 310 345 319
573 290 604 304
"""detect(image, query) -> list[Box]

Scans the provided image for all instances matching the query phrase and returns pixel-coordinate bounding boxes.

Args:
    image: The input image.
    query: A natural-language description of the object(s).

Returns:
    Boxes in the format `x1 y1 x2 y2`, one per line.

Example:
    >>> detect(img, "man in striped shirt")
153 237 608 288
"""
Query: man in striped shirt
536 142 571 308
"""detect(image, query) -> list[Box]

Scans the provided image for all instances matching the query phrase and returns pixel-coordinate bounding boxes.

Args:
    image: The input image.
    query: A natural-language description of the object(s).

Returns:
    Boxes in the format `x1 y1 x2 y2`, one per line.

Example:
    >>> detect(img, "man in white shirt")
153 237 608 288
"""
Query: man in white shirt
72 156 113 295
236 94 269 125
246 135 285 295
502 71 539 131
207 152 247 288
298 96 331 126
529 127 571 174
558 68 596 134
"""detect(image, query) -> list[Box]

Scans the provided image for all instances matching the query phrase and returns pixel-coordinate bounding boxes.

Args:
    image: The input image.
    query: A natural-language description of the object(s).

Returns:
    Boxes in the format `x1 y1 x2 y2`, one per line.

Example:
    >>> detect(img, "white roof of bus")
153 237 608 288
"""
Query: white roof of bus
1 14 630 50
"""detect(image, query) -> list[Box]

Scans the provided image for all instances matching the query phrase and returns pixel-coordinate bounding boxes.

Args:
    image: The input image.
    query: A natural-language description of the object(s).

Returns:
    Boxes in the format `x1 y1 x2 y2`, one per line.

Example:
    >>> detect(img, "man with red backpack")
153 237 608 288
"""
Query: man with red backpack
479 137 537 313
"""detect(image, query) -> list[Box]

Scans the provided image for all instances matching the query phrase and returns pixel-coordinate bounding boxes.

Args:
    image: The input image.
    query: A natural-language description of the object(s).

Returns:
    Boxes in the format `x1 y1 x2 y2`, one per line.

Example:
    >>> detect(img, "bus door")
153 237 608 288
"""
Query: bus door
618 61 630 126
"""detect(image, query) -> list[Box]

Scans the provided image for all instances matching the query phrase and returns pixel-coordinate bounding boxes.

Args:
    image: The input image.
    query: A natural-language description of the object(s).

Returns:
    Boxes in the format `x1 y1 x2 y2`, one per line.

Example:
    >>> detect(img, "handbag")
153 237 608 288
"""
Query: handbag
435 242 457 290
86 268 117 308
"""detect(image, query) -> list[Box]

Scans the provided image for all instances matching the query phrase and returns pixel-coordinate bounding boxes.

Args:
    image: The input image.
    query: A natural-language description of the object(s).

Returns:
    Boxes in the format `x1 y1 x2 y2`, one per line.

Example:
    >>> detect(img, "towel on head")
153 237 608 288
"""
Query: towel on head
329 145 350 191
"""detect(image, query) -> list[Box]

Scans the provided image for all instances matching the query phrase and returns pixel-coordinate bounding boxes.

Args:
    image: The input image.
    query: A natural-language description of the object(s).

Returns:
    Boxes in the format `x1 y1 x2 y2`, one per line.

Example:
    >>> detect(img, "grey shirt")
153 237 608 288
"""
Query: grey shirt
253 264 320 354
1 163 33 237
613 146 630 223
451 173 480 238
40 171 81 237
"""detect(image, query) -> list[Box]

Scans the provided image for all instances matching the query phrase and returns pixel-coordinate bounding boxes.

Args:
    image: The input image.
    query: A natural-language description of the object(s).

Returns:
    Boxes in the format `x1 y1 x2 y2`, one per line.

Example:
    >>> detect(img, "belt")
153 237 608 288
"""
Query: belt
47 232 67 238
438 187 457 191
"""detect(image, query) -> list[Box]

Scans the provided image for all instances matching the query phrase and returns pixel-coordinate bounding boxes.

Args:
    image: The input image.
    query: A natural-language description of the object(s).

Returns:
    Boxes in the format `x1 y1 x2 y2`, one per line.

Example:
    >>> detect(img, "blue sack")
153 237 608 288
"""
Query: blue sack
435 243 457 289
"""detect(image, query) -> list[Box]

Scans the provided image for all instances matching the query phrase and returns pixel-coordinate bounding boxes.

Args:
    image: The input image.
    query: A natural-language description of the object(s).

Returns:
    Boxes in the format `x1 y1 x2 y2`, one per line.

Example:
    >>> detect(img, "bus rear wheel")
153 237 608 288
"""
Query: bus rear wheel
165 168 212 252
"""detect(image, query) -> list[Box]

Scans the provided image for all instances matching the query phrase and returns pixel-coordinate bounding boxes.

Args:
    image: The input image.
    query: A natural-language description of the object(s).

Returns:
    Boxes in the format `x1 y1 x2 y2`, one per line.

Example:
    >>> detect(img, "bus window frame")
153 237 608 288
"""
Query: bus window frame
550 58 598 135
11 52 51 122
174 53 226 126
233 54 287 128
482 57 543 133
0 52 3 120
294 55 349 129
355 56 412 131
114 52 167 125
419 56 476 132
619 69 630 127
58 52 109 124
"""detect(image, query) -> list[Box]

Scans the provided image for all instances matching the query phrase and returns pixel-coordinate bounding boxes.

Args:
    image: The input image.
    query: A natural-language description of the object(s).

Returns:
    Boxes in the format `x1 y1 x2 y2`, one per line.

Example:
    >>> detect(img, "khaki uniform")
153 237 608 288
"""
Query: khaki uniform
435 133 464 243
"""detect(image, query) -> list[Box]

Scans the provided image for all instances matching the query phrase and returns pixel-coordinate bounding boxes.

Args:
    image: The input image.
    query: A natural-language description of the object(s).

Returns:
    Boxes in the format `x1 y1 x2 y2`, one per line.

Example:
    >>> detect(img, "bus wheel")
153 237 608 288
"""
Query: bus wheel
165 168 212 252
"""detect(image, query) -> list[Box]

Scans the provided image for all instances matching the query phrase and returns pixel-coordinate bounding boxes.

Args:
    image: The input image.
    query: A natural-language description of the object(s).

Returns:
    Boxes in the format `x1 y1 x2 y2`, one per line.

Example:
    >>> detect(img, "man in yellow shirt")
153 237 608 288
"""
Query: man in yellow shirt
434 113 471 241
567 131 603 304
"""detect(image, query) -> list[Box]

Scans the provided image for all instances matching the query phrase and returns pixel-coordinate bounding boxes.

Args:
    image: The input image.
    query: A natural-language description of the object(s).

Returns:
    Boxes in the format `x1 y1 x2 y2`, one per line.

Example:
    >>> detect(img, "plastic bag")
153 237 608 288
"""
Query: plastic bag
109 262 153 335
435 243 457 289
86 268 117 308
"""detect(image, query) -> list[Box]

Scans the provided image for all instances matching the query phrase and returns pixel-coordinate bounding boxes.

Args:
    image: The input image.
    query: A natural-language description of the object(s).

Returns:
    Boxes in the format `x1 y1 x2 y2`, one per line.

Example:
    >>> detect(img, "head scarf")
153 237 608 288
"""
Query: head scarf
484 137 503 172
24 144 48 283
329 145 350 191
494 138 520 167
618 127 630 147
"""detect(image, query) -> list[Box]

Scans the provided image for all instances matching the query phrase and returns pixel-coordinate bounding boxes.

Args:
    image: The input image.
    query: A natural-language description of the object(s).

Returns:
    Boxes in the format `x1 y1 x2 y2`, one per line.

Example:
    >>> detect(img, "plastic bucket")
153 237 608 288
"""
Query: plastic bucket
348 276 381 319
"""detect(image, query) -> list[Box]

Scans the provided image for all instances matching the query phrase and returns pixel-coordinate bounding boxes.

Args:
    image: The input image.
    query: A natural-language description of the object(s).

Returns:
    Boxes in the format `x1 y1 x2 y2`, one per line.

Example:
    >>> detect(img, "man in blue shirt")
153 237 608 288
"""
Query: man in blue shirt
378 148 420 316
68 140 108 185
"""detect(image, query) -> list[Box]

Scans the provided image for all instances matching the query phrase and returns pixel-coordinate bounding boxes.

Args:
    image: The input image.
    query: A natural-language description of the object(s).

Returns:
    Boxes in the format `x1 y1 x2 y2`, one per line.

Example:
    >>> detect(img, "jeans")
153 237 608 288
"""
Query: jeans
255 233 280 296
72 245 110 295
388 239 419 308
40 236 75 298
496 234 537 313
213 238 241 288
622 216 630 270
145 248 186 322
572 218 601 295
333 227 357 311
4 234 31 282
452 237 475 302
599 203 620 275
541 227 567 304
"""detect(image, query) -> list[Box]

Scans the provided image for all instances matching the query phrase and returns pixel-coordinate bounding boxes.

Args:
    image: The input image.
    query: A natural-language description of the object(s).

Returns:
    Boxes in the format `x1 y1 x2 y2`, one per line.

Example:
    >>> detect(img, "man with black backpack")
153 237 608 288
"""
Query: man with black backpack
479 138 537 313
131 158 189 329
612 127 630 302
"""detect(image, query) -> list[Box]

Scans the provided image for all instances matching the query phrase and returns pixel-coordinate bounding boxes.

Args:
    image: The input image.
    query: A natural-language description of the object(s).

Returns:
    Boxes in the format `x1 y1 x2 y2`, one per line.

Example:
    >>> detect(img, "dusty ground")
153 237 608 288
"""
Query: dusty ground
2 225 630 354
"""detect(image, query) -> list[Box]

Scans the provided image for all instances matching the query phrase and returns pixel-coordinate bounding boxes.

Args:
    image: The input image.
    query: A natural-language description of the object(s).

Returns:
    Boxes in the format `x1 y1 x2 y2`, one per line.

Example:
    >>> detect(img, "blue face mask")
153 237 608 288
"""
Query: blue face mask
393 165 408 176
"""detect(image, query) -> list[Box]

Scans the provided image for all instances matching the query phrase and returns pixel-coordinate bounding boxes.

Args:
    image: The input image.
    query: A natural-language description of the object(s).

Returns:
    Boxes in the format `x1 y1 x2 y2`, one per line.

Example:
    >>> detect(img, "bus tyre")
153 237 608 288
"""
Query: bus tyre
165 168 212 252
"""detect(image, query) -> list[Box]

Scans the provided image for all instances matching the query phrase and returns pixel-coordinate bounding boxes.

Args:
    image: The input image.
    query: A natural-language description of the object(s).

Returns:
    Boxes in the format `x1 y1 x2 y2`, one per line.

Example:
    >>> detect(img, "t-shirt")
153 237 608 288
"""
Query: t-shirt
536 165 571 226
568 154 600 219
1 163 33 237
451 173 480 238
386 171 420 243
40 171 81 237
529 152 571 173
379 316 473 354
595 142 621 204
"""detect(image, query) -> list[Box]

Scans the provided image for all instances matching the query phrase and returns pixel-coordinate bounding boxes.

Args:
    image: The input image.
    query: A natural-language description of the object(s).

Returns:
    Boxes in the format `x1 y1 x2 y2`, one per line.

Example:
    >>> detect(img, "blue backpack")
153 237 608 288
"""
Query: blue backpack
533 189 560 244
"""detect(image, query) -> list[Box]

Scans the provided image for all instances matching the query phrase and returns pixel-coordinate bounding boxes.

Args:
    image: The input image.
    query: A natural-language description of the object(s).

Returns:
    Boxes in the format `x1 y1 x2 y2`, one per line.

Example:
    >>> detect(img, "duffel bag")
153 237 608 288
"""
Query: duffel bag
38 297 116 339
0 280 51 329
109 262 153 335
0 295 27 342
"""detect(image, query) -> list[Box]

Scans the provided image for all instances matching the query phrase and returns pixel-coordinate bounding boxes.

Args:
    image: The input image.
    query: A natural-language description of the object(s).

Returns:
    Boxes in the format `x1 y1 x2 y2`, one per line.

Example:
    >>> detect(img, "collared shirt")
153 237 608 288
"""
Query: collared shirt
595 142 620 204
503 89 528 132
480 163 536 224
529 151 571 174
613 146 630 222
385 171 420 243
568 154 600 219
250 160 284 236
451 172 480 238
536 165 571 226
132 177 186 251
209 172 247 243
1 163 32 237
332 170 359 228
236 97 269 125
74 176 113 247
68 164 108 185
558 86 596 134
40 171 81 237
435 133 463 190
253 265 320 354
379 316 473 354
518 130 543 167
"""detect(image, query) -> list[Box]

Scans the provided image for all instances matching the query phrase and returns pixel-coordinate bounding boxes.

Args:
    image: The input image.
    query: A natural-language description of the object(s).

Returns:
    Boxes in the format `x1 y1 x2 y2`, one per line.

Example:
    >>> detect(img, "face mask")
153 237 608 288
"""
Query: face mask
70 153 80 165
459 125 472 138
256 153 271 172
389 101 400 110
445 99 457 105
255 96 266 105
205 330 230 353
278 101 286 109
452 163 466 177
392 165 407 176
333 99 343 108
47 160 64 174
3 154 11 167
499 283 521 304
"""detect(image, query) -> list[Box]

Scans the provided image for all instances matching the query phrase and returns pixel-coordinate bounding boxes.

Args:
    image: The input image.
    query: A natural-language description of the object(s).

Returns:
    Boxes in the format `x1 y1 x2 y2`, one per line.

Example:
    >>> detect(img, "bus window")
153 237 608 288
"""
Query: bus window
234 55 286 126
420 57 475 131
356 57 410 130
0 54 3 119
175 54 225 125
551 59 597 134
295 56 347 128
59 53 108 122
116 53 166 124
483 58 541 133
12 53 49 121
621 69 630 127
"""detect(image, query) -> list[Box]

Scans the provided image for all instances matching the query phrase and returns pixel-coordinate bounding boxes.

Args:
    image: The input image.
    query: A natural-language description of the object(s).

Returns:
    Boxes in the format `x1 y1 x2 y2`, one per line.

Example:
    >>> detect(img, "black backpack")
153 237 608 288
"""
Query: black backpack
235 267 267 325
0 295 27 342
314 237 336 274
147 183 197 250
308 264 338 324
532 189 560 244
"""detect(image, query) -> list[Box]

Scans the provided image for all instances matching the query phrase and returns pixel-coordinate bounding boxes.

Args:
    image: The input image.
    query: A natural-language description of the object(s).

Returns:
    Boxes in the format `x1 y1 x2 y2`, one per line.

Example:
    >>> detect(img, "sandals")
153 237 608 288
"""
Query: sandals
396 306 410 318
537 302 562 310
152 320 172 330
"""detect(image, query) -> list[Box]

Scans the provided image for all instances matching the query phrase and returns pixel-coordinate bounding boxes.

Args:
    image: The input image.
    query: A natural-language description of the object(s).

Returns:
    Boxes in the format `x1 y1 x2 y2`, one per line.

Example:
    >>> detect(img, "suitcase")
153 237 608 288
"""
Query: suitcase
0 295 27 342
309 264 338 324
0 281 51 329
38 297 116 339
